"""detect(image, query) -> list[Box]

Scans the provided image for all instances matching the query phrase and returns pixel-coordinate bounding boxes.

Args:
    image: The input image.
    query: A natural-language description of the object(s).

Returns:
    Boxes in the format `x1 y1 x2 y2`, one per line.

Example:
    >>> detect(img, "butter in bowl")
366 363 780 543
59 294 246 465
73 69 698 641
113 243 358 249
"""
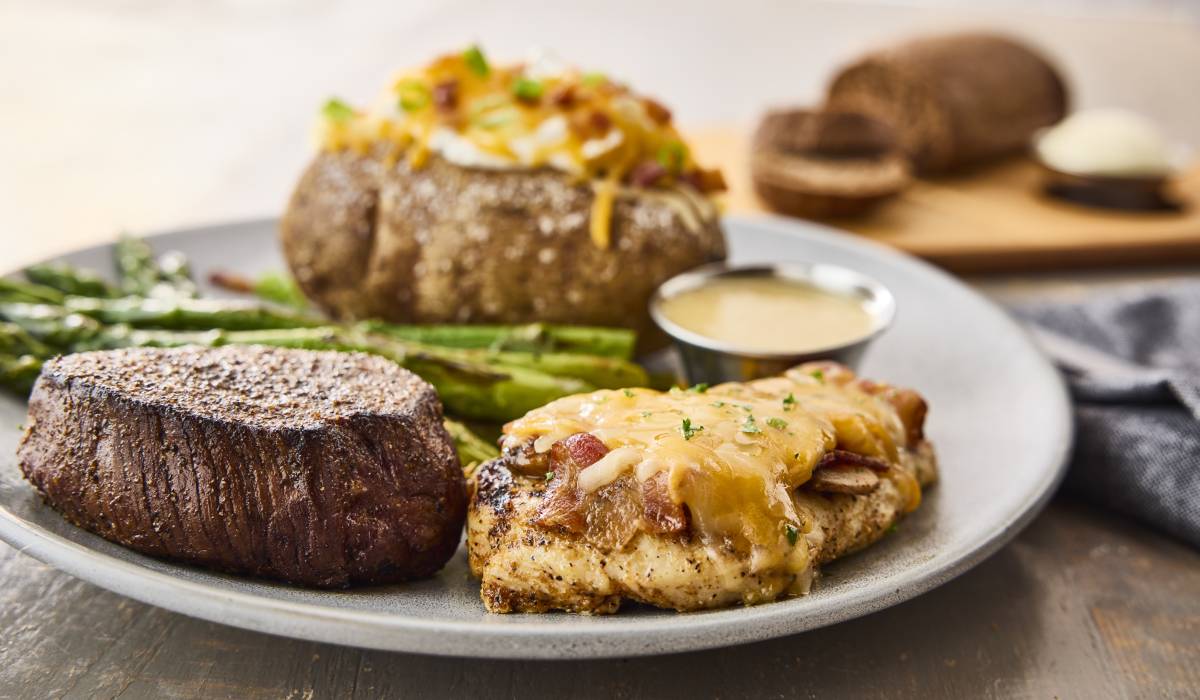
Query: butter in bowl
649 263 895 384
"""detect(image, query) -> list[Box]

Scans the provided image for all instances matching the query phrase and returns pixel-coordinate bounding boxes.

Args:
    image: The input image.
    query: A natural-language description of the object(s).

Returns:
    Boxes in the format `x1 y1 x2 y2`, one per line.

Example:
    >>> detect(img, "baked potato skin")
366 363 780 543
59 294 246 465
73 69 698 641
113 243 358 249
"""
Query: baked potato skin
281 150 726 347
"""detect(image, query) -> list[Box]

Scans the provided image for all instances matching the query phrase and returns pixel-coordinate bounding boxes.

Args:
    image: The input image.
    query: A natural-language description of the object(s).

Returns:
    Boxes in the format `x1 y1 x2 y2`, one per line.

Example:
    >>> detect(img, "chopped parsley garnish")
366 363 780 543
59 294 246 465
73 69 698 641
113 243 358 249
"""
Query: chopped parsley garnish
740 404 753 412
462 45 490 77
710 401 726 408
641 410 653 418
681 417 703 440
511 77 545 101
766 417 788 431
811 369 825 382
740 415 761 434
581 71 607 86
782 393 796 411
321 98 355 122
623 388 635 398
397 80 430 112
785 523 799 546
544 471 555 481
687 383 709 394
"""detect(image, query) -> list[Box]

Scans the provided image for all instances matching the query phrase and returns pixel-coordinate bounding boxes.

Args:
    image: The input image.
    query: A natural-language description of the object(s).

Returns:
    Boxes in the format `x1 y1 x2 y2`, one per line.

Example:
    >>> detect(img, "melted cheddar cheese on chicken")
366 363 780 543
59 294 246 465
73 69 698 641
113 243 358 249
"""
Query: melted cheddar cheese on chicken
467 362 937 613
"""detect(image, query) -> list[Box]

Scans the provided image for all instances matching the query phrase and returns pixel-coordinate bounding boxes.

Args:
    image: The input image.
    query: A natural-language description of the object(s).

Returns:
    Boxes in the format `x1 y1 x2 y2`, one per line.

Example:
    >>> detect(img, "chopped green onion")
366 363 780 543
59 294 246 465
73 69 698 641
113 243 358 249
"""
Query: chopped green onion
767 417 788 431
687 383 709 394
681 417 703 440
782 393 796 411
656 140 688 173
581 72 607 87
811 369 825 382
545 471 555 481
474 107 518 129
397 80 430 112
511 77 545 101
740 415 761 434
641 410 653 418
321 98 355 122
785 523 799 546
710 401 726 408
622 388 635 398
463 45 490 77
468 93 510 116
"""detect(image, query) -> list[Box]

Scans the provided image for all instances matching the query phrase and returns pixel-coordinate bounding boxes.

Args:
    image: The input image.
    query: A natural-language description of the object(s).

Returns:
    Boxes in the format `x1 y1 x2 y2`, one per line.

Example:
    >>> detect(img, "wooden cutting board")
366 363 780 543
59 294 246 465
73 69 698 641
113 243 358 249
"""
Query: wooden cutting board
688 128 1200 273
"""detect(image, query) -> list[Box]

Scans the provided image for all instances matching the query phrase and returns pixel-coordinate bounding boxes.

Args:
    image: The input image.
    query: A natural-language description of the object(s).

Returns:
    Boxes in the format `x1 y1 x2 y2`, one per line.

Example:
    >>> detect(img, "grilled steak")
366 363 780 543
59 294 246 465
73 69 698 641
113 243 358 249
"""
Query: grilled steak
17 345 465 588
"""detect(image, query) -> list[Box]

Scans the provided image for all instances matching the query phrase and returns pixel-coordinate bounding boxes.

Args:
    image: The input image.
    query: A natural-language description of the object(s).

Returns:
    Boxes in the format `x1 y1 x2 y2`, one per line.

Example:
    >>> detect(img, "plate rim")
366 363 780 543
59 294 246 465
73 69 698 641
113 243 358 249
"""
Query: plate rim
0 213 1073 658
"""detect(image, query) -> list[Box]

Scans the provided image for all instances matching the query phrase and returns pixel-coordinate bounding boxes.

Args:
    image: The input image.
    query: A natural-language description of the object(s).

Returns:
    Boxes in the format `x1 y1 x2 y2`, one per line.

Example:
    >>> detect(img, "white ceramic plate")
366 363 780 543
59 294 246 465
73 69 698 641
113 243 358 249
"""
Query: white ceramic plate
0 215 1071 659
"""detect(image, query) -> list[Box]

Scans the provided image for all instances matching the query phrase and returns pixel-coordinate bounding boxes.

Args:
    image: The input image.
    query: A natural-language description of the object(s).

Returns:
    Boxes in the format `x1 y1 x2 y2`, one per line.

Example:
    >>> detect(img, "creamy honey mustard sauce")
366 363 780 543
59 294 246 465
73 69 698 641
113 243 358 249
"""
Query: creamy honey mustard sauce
658 277 874 353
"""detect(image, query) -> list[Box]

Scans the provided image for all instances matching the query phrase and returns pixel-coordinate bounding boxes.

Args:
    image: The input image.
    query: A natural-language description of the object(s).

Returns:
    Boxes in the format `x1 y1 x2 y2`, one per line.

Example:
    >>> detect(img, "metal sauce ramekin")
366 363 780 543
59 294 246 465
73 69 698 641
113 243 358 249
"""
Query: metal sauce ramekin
649 263 895 385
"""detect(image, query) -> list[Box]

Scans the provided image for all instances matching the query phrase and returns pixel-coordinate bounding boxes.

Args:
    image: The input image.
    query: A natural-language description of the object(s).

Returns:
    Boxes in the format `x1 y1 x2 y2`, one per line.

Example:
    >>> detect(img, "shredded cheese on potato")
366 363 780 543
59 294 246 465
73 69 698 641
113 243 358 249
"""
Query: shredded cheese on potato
314 46 724 248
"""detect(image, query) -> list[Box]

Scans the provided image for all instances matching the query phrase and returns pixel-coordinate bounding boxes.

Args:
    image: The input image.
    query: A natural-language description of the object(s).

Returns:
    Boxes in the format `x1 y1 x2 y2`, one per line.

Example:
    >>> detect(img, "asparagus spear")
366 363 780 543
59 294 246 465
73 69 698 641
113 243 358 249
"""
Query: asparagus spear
0 303 111 351
63 296 324 331
156 251 199 298
24 263 119 298
0 354 42 394
115 235 198 298
210 270 310 310
362 320 637 359
443 418 500 468
209 273 637 359
1 299 644 390
440 344 647 389
214 327 593 420
0 278 66 305
0 322 51 358
114 235 162 296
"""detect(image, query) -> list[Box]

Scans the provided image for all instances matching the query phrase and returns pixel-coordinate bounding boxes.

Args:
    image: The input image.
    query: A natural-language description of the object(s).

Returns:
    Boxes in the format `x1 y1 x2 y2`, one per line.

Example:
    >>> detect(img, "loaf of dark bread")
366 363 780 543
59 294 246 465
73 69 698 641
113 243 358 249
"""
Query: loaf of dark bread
826 33 1068 173
750 109 911 218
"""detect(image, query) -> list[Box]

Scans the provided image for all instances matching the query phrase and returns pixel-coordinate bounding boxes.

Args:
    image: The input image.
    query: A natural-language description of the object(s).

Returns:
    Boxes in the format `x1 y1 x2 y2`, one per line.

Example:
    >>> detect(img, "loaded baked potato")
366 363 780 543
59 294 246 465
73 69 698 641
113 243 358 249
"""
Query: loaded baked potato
282 48 727 348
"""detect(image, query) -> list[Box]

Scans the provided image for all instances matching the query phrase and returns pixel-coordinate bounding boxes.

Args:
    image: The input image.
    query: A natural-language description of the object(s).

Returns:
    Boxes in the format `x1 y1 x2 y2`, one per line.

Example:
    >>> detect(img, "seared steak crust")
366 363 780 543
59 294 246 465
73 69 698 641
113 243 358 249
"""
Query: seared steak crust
17 345 465 588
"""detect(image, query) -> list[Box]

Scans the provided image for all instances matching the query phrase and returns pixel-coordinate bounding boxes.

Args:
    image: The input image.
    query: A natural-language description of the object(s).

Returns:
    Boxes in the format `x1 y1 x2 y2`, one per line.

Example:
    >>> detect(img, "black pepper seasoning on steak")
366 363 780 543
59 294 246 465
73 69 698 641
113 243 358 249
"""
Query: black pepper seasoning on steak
17 345 466 588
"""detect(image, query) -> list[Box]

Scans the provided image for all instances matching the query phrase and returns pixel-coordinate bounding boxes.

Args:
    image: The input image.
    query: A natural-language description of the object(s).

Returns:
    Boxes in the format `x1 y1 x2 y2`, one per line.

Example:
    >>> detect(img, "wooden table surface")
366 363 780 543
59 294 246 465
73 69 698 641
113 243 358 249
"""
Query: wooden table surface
2 2 1199 698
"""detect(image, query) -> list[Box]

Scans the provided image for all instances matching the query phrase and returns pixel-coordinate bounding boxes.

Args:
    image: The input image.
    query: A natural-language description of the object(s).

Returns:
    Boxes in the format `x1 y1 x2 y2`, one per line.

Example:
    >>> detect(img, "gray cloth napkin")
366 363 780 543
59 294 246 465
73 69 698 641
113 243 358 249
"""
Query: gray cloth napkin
1012 281 1200 548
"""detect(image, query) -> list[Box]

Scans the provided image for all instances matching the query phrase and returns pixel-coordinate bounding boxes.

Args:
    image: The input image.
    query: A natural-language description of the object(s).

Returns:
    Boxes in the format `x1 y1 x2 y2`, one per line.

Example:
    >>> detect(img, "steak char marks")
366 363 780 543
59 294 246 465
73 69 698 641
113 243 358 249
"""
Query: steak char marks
18 345 466 588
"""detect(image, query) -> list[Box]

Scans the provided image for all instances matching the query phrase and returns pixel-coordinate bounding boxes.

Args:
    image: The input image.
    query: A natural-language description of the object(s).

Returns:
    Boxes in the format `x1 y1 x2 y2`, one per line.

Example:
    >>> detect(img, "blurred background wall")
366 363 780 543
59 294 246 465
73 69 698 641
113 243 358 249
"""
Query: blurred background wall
2 0 1197 265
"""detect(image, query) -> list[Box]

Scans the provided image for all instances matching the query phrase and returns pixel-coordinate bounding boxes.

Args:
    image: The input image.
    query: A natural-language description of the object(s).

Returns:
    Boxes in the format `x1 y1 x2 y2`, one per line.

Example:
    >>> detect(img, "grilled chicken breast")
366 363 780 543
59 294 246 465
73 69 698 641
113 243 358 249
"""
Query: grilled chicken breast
467 362 936 613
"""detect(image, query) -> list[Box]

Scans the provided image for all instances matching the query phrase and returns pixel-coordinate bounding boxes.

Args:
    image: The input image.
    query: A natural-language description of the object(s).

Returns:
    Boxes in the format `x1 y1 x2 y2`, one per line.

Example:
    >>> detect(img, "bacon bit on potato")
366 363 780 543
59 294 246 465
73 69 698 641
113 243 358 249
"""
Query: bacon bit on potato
549 84 576 108
433 80 459 111
642 97 672 125
694 168 728 193
628 161 668 188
